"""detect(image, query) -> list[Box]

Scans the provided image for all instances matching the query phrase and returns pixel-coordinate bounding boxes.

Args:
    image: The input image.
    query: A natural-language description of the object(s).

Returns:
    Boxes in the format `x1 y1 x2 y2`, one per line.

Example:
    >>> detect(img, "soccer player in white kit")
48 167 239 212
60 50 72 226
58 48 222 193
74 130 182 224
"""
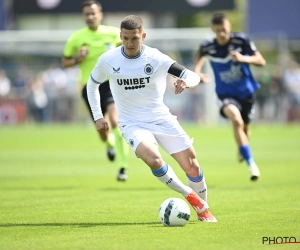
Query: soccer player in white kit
87 15 217 222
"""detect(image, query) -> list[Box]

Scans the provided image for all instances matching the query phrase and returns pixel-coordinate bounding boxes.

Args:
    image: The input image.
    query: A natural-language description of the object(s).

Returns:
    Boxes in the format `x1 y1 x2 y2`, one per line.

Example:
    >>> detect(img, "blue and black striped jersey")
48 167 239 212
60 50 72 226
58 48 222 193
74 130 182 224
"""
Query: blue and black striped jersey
198 32 260 98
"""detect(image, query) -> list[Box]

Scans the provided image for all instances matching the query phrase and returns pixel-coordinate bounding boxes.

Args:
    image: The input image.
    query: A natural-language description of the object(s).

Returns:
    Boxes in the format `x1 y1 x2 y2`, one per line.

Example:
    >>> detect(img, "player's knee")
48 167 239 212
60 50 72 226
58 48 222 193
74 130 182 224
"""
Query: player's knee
231 116 244 129
147 156 164 169
184 162 201 177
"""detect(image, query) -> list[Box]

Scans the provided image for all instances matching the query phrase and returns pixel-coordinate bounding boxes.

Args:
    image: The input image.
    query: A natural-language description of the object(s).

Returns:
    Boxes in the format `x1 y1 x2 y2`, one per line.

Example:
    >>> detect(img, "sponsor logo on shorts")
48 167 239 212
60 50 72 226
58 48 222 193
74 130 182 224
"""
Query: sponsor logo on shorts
129 139 134 147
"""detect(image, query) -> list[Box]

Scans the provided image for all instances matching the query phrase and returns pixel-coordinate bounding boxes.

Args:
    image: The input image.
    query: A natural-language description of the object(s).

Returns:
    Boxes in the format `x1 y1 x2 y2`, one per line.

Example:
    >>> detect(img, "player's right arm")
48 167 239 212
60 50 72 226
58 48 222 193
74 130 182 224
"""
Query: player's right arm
87 76 109 132
194 53 205 74
86 56 109 131
194 48 209 83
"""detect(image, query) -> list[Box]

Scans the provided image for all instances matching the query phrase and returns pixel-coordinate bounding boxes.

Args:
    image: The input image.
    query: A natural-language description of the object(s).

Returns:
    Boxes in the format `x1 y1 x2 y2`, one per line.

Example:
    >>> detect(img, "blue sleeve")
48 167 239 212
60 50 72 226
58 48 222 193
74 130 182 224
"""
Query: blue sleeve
198 41 209 56
240 33 257 56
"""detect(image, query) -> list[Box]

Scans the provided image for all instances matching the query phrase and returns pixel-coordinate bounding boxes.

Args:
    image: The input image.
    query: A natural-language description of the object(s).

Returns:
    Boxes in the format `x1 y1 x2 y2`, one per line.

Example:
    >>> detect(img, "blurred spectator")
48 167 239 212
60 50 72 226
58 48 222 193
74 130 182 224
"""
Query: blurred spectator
283 60 300 122
42 63 68 122
12 69 30 99
63 67 79 122
256 69 271 121
27 73 48 123
268 66 285 122
0 70 11 98
184 84 206 122
164 75 184 120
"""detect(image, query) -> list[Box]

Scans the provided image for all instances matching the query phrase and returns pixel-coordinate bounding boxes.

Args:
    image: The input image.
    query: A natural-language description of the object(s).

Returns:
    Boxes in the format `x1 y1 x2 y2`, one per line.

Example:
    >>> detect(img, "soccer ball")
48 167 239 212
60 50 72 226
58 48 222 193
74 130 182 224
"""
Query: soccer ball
158 198 190 226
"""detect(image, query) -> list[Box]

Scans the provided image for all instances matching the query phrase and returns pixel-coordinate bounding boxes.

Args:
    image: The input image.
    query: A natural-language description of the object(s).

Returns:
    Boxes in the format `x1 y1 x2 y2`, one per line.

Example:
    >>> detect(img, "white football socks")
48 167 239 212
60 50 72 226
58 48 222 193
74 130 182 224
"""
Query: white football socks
187 175 207 202
152 163 192 197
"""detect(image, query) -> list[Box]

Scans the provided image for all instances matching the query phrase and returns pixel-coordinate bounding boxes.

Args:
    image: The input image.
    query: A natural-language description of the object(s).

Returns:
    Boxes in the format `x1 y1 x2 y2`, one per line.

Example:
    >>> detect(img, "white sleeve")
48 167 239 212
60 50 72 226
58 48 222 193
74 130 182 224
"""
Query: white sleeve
86 55 108 121
180 68 200 88
90 55 108 83
167 62 200 88
87 77 103 121
158 49 200 88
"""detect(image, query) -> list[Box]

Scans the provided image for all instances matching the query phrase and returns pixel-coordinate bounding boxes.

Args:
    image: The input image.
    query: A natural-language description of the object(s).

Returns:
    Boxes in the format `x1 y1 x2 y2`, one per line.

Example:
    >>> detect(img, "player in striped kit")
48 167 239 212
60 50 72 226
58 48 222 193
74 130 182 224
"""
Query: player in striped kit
194 13 266 181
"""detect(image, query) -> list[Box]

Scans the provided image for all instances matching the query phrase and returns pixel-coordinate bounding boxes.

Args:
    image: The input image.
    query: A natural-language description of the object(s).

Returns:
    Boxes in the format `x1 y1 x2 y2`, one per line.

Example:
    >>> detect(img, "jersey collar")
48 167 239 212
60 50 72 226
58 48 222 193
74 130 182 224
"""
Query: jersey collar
121 45 145 59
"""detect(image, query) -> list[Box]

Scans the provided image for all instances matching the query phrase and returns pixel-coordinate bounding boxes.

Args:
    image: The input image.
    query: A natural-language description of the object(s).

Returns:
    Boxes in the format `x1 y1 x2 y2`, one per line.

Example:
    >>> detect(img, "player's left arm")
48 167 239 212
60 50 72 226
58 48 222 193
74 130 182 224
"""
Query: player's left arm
167 62 201 94
231 50 266 66
231 34 266 66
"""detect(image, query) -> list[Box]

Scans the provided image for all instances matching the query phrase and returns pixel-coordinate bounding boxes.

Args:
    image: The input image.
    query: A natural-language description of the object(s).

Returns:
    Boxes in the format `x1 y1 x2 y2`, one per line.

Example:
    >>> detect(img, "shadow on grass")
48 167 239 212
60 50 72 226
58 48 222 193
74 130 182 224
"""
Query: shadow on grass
99 187 165 191
1 187 77 191
2 187 176 192
0 222 162 227
99 186 218 192
2 186 219 192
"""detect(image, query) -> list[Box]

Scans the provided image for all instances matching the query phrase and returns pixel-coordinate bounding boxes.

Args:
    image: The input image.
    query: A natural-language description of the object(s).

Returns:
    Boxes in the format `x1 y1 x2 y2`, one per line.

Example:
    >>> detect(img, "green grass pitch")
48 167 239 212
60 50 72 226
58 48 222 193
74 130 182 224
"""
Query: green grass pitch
0 124 299 250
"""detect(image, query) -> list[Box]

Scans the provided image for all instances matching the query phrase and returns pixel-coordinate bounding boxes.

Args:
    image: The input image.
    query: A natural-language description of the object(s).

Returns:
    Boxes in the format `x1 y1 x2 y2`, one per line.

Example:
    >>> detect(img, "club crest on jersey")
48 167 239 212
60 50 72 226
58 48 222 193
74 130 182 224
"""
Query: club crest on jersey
144 63 154 75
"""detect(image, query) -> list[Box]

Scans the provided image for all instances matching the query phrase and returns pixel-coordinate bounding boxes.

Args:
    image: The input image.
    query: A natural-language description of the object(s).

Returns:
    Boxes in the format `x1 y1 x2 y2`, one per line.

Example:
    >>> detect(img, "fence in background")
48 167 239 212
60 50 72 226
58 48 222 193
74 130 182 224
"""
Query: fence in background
0 29 298 124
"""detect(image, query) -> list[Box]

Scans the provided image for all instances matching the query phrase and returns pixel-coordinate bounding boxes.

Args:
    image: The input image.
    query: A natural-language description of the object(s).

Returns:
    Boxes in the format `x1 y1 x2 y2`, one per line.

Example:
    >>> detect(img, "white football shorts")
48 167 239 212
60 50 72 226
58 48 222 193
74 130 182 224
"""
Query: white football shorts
119 119 193 156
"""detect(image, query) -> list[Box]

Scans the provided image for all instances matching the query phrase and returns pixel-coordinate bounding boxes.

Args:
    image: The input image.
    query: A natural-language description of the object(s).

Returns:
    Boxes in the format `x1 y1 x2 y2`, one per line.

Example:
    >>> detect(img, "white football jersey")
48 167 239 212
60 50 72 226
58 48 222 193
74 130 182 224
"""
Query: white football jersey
90 45 176 124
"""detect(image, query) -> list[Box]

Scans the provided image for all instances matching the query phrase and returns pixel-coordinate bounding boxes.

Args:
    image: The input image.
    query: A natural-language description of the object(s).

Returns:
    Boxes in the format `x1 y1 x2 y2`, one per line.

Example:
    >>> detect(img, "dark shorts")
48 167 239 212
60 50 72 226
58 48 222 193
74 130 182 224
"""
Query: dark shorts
218 94 255 124
81 80 114 120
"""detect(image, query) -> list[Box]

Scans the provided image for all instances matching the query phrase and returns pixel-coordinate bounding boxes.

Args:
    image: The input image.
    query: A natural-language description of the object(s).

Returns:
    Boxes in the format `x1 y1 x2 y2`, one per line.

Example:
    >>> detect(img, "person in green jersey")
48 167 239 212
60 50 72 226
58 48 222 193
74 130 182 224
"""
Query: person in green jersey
62 0 129 181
